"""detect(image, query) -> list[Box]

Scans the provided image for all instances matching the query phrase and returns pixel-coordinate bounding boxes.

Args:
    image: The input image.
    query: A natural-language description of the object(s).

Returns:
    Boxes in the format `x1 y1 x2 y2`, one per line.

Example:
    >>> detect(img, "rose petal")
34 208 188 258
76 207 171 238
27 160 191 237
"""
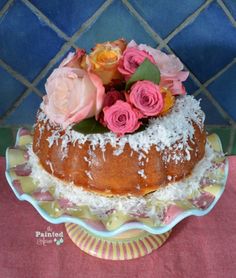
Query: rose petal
42 67 105 127
88 72 105 119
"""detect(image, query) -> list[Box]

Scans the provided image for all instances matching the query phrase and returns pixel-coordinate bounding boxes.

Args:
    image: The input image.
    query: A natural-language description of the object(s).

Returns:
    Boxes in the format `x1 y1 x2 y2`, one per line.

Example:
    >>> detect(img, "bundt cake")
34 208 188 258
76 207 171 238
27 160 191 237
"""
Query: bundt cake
31 39 206 197
33 95 206 196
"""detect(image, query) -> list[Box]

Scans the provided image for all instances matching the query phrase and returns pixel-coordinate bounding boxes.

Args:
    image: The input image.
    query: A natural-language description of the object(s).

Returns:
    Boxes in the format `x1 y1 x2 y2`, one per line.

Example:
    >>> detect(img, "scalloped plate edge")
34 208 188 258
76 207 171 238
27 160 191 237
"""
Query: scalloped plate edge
5 129 229 237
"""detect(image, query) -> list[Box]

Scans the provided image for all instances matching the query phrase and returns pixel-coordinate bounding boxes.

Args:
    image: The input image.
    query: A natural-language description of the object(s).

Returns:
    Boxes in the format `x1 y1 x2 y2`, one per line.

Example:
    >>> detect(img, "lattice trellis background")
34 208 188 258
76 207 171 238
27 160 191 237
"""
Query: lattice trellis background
0 0 236 154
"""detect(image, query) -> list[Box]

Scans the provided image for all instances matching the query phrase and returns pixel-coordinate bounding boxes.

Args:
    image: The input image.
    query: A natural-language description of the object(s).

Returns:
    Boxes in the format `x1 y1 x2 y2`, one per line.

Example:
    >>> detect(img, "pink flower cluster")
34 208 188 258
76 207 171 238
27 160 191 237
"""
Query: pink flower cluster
102 41 188 136
42 39 189 136
102 80 164 136
118 40 188 95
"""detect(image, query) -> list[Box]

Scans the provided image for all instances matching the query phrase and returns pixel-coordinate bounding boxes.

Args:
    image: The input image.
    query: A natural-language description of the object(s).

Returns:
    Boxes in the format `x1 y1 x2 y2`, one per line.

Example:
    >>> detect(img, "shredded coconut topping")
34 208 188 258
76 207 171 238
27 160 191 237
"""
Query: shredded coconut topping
28 142 221 218
37 95 205 162
137 169 147 179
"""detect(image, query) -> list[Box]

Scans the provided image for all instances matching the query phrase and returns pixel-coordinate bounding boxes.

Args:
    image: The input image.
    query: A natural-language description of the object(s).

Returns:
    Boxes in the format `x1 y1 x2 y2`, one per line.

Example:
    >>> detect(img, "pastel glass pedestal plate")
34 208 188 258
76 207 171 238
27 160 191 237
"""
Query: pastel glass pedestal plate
5 129 228 260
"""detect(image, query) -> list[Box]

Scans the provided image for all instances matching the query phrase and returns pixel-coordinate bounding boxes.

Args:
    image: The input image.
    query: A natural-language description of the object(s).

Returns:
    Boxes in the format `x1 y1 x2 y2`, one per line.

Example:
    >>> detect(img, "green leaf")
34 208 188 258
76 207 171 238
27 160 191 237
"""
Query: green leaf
72 117 109 135
125 58 160 91
134 123 147 134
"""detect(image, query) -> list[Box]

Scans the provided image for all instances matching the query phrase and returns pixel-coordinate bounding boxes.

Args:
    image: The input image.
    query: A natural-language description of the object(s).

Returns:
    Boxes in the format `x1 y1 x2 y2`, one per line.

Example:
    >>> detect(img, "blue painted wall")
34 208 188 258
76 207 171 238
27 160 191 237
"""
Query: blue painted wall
0 0 235 127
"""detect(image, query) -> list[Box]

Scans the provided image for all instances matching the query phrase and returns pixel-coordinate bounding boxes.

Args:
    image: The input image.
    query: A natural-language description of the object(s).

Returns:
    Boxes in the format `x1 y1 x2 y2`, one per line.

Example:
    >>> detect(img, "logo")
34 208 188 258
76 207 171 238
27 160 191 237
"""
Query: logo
35 226 64 246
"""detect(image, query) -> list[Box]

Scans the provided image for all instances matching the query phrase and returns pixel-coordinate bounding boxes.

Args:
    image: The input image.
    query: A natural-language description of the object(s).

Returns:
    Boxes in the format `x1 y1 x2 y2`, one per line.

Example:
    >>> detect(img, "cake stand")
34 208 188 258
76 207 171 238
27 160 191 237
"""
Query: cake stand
5 129 228 260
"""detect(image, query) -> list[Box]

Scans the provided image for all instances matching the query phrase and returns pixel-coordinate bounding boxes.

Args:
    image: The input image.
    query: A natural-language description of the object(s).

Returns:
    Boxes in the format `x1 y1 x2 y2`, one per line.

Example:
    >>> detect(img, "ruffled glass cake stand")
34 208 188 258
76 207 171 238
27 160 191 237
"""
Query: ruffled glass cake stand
5 128 228 260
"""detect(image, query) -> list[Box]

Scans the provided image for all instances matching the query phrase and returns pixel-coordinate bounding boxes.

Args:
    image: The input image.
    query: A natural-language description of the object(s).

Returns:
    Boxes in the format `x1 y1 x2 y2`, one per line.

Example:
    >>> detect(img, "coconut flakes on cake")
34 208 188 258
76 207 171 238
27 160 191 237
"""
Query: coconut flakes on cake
37 95 205 162
28 141 220 220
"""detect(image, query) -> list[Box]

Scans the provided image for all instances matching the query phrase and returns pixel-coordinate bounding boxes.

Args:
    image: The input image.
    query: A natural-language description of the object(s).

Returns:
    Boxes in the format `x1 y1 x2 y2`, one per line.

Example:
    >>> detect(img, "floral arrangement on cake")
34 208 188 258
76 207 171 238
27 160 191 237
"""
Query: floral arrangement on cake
42 39 189 136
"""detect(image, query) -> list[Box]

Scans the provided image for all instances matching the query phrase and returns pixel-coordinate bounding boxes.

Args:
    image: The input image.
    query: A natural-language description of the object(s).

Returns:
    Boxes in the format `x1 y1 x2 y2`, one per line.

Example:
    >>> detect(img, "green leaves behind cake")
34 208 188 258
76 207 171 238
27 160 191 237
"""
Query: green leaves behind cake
72 117 109 135
125 58 161 90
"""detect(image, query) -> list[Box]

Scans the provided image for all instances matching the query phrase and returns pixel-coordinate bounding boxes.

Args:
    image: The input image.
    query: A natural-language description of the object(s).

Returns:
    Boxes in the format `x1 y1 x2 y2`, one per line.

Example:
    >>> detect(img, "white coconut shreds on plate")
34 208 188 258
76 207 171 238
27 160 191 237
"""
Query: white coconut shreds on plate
28 142 222 220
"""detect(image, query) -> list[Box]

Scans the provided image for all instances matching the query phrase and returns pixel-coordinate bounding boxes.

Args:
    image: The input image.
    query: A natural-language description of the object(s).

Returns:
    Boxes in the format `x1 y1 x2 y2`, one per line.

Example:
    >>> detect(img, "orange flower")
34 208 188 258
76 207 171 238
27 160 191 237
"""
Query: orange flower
86 39 127 85
160 87 175 115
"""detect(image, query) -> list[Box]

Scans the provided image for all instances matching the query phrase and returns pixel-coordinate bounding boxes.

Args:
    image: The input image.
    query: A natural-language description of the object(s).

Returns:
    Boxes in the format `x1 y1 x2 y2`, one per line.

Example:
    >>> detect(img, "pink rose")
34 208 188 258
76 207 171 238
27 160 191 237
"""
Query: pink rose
127 41 189 95
99 89 125 126
128 41 187 76
156 52 188 95
127 40 162 64
128 80 164 116
103 100 141 136
103 89 125 108
118 47 155 78
42 67 105 128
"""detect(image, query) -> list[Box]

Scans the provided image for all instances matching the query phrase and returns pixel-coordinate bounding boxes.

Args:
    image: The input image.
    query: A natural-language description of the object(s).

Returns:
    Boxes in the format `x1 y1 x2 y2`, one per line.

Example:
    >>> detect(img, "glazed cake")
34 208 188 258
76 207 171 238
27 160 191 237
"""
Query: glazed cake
33 96 206 196
32 39 206 198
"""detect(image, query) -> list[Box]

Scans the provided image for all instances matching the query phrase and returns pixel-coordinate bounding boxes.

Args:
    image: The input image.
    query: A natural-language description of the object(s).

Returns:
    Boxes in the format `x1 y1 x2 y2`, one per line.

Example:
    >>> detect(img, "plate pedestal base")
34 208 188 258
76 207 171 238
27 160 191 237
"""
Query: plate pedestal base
65 223 171 260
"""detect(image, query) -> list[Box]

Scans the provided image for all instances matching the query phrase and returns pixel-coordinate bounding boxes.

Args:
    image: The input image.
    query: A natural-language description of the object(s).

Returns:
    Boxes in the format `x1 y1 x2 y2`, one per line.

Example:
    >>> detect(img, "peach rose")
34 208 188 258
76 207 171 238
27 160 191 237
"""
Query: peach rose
86 39 127 84
159 87 175 115
42 67 105 128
